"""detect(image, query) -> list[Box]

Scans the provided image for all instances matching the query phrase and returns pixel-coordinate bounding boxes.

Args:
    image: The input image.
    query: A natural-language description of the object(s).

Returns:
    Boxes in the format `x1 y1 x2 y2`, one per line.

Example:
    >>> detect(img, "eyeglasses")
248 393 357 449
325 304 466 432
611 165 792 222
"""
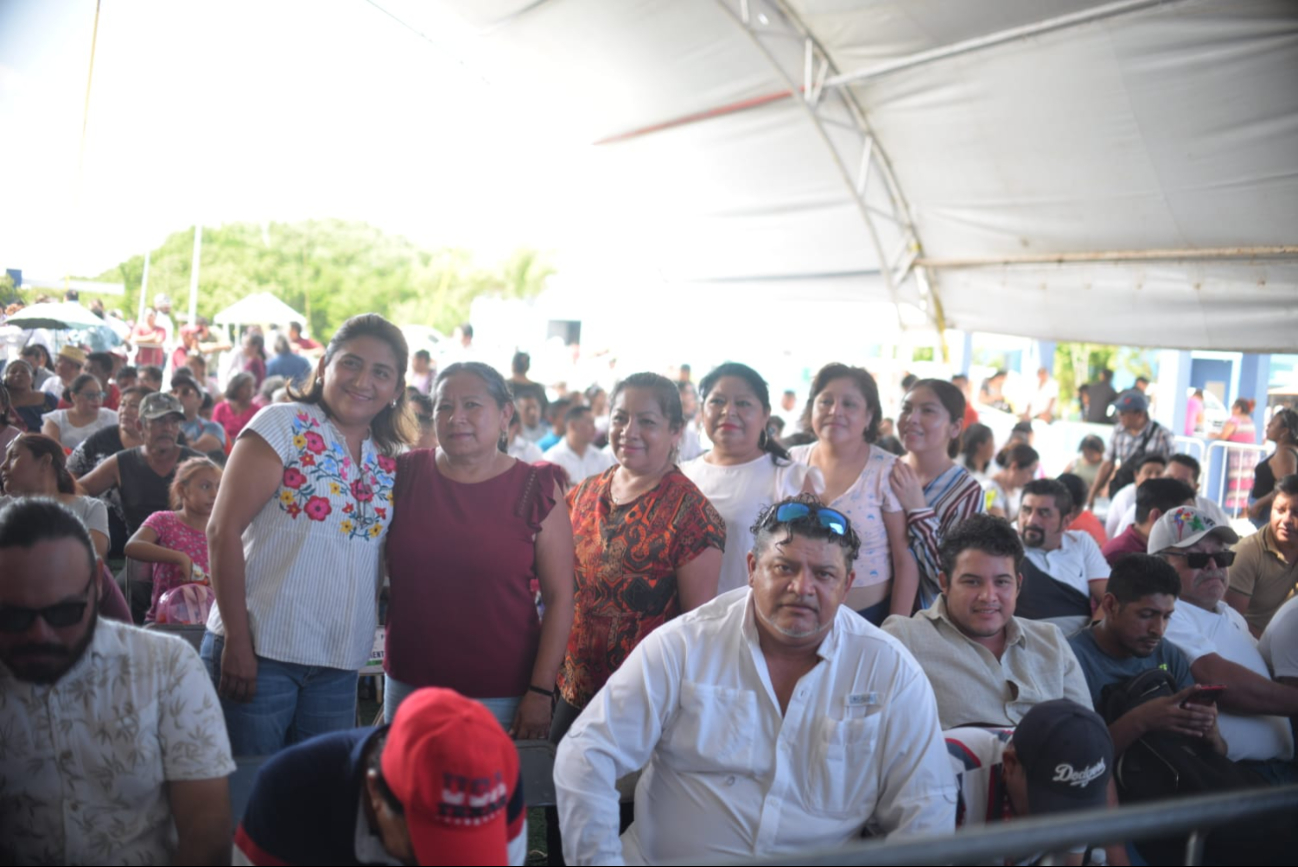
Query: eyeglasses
0 574 95 633
769 502 851 536
1166 550 1236 569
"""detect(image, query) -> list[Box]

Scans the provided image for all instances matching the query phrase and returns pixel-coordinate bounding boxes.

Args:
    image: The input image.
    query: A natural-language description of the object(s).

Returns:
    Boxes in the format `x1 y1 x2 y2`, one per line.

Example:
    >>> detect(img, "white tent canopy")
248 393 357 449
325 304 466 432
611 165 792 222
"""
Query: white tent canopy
440 0 1298 351
213 292 305 328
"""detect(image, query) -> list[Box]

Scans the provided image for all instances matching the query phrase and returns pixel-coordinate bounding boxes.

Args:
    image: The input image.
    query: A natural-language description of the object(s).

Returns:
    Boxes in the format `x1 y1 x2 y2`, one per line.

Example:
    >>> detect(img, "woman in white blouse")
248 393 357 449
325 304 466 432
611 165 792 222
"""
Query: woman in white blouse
41 373 118 451
202 313 416 756
681 363 817 595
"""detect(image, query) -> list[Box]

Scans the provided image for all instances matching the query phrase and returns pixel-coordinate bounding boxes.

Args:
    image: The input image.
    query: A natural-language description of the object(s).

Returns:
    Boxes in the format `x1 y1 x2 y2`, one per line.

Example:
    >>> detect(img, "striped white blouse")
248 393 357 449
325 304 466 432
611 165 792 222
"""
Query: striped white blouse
206 402 397 670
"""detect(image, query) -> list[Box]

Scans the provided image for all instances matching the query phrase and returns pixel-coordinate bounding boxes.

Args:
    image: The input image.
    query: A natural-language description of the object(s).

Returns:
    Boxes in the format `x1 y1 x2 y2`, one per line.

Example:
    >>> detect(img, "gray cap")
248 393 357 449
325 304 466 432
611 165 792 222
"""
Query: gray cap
139 392 185 421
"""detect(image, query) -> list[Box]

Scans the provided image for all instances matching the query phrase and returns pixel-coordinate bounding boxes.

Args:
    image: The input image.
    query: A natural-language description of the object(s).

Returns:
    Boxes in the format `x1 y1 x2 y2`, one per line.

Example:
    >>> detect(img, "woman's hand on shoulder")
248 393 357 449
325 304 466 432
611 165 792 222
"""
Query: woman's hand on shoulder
889 460 927 512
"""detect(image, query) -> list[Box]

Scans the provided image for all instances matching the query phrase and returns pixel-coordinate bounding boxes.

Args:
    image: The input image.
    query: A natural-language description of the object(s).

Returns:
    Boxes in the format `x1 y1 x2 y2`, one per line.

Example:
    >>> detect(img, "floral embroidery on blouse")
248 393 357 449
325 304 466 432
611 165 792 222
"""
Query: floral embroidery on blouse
276 411 396 540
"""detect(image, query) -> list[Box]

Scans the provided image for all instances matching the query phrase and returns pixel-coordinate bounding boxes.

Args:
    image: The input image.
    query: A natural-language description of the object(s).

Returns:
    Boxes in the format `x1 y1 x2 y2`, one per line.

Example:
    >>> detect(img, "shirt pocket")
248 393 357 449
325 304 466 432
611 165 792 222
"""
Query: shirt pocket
805 713 883 818
662 680 758 774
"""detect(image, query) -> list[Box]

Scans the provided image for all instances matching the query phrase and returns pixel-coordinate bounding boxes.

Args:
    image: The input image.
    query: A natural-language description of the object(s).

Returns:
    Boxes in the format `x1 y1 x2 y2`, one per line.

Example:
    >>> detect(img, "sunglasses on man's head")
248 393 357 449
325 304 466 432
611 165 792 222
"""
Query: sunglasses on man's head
0 575 94 633
770 502 850 537
1166 550 1235 569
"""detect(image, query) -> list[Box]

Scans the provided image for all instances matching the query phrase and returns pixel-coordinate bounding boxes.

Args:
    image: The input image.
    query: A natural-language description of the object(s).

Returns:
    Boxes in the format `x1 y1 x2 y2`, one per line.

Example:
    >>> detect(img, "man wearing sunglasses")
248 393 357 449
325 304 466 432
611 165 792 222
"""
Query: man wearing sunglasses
554 494 954 865
1153 505 1298 781
0 498 235 864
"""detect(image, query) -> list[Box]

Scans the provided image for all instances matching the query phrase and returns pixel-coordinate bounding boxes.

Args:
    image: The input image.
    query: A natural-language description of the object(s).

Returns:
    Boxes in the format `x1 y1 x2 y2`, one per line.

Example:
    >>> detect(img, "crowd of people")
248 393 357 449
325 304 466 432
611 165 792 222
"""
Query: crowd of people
3 304 1298 866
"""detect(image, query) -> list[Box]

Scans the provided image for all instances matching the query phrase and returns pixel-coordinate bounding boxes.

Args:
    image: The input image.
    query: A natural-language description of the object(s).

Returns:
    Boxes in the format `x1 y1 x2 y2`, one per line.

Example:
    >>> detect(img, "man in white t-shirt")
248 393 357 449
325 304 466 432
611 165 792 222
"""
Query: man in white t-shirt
1022 367 1059 423
543 405 614 485
1017 479 1110 636
0 498 235 865
1108 454 1228 539
1151 506 1298 781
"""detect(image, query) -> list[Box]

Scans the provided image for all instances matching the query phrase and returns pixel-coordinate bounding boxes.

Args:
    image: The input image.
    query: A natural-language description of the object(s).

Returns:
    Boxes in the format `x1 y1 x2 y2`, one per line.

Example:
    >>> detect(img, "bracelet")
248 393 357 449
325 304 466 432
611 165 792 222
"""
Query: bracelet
528 685 555 698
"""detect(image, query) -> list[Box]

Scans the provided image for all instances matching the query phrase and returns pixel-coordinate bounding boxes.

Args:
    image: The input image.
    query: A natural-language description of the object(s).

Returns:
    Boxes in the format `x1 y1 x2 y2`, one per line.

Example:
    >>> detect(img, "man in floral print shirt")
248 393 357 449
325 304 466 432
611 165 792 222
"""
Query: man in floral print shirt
0 499 236 864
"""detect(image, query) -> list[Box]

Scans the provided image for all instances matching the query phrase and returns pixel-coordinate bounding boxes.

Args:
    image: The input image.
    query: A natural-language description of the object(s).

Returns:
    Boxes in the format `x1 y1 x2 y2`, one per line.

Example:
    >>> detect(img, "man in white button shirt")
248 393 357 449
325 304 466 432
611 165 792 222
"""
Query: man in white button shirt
0 498 236 865
554 494 955 865
1151 505 1298 782
543 404 615 485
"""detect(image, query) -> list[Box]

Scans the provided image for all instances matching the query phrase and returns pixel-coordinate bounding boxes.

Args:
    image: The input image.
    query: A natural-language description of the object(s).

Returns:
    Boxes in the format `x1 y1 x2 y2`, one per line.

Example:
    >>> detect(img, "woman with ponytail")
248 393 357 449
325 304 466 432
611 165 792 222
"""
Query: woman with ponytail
682 362 819 594
0 433 131 621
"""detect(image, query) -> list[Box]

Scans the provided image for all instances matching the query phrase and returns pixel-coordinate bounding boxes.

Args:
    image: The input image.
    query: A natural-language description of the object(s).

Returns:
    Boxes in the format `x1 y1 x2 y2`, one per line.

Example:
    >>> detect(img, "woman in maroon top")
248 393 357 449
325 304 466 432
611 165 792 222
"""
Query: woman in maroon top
385 361 574 738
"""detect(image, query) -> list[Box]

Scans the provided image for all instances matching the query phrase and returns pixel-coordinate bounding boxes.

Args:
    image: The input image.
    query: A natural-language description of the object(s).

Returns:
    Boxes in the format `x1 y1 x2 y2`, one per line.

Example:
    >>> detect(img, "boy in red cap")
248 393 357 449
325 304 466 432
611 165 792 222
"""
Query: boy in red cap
234 688 526 865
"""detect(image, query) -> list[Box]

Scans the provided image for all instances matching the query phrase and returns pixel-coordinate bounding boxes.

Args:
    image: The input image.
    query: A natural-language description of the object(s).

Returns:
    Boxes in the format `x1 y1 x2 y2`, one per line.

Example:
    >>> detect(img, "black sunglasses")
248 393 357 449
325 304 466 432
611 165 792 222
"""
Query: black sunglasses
770 502 851 536
0 574 95 633
1166 550 1235 569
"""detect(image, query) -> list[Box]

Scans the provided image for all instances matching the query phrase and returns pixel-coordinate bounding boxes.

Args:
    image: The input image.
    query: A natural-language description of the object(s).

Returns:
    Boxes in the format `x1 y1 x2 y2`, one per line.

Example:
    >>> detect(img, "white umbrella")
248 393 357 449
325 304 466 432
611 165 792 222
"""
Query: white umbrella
213 293 305 327
3 301 105 331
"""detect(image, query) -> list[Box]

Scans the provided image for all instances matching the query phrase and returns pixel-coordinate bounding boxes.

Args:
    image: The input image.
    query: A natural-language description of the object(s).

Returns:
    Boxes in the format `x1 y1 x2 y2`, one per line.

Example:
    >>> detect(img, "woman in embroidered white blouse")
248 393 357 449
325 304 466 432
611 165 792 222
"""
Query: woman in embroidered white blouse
202 313 417 757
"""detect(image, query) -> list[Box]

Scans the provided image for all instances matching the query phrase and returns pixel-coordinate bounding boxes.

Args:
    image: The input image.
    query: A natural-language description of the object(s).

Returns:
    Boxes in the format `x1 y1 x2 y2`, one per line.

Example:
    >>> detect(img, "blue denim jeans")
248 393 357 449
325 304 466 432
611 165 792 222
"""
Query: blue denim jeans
383 673 519 729
201 632 358 757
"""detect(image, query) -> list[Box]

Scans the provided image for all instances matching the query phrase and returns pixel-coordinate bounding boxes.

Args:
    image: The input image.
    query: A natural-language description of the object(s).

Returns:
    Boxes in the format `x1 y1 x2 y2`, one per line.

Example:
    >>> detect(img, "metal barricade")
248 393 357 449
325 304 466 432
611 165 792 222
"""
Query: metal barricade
697 784 1298 867
1173 434 1206 465
1204 440 1270 519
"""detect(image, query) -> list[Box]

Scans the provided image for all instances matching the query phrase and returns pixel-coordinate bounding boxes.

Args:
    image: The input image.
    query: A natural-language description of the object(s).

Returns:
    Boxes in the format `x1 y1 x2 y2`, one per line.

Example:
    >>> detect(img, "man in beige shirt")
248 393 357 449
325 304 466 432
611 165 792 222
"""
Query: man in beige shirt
883 514 1092 729
1226 475 1298 637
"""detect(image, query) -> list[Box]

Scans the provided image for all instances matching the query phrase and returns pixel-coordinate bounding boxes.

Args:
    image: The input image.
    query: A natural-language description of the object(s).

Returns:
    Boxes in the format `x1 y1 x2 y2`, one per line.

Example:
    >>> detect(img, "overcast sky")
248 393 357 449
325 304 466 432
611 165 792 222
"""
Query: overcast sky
0 0 612 281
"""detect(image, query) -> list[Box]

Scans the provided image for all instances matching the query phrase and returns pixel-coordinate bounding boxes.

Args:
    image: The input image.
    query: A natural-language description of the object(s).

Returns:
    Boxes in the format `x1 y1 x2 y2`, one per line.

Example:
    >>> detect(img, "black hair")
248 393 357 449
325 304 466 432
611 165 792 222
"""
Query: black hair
0 496 95 579
801 363 882 444
1107 554 1181 603
245 331 267 359
435 361 515 410
1135 453 1169 473
1273 408 1298 444
938 513 1024 579
512 381 548 412
750 492 862 571
549 397 573 423
1055 473 1088 516
413 348 431 362
21 344 53 370
364 728 405 814
11 434 77 495
699 361 791 464
1166 453 1201 481
225 372 255 402
961 423 994 472
900 373 919 392
995 442 1039 471
511 351 530 375
408 393 434 424
459 322 474 340
0 383 13 426
288 313 417 456
1022 478 1072 516
907 378 967 458
63 373 100 404
117 364 138 380
86 351 114 374
564 403 591 426
1135 477 1197 524
139 365 164 385
1079 434 1105 454
611 372 684 432
120 384 151 402
1276 473 1298 500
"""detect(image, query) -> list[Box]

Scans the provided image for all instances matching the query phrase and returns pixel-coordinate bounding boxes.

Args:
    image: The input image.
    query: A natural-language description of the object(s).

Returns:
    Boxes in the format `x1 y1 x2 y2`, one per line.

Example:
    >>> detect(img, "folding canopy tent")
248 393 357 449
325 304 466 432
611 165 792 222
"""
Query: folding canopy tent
213 293 305 328
438 0 1298 351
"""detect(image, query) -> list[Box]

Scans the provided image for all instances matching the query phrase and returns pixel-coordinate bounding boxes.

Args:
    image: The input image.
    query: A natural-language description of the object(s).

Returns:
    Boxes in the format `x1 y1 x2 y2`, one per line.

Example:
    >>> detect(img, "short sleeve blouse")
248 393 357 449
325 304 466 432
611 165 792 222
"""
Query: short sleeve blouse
788 443 902 588
205 402 397 670
140 510 212 622
558 467 725 708
46 408 119 451
385 452 564 697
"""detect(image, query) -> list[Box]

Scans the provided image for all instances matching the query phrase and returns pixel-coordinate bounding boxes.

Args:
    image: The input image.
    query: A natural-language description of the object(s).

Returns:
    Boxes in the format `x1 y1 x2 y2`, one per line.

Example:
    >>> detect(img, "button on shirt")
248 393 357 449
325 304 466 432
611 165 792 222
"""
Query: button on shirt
554 588 955 866
0 619 236 865
1164 599 1294 762
882 598 1093 729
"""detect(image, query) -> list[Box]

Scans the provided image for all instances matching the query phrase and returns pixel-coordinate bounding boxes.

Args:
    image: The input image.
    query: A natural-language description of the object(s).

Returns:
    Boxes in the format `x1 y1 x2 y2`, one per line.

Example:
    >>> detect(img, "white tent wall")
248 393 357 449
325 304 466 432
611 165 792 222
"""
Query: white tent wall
440 0 1298 351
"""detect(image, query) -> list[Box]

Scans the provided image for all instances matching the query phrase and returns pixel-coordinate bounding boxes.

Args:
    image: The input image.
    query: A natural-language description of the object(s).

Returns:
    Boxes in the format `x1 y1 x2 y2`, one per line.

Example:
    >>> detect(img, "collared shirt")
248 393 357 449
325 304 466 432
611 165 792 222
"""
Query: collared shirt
1022 529 1111 598
544 437 616 485
507 434 543 463
0 619 236 865
1164 599 1294 762
1102 524 1150 567
1105 418 1175 464
554 588 956 866
181 416 227 448
1228 525 1298 634
882 598 1092 729
206 403 396 670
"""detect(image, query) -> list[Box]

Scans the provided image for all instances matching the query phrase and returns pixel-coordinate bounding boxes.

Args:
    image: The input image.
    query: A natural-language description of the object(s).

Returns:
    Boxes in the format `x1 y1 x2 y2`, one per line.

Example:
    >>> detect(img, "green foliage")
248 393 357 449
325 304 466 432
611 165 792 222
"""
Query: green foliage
81 220 553 340
1054 343 1120 420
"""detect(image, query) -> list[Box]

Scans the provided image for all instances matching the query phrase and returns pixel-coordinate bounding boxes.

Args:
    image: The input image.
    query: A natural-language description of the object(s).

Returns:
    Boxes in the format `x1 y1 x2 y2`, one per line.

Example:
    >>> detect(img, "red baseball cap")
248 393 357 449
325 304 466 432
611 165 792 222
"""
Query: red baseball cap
381 688 521 866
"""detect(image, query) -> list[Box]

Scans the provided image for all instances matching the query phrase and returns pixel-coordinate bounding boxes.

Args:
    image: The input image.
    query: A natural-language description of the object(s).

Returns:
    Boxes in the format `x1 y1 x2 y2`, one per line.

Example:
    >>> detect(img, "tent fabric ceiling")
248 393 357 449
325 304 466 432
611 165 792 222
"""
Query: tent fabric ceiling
444 0 1298 351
